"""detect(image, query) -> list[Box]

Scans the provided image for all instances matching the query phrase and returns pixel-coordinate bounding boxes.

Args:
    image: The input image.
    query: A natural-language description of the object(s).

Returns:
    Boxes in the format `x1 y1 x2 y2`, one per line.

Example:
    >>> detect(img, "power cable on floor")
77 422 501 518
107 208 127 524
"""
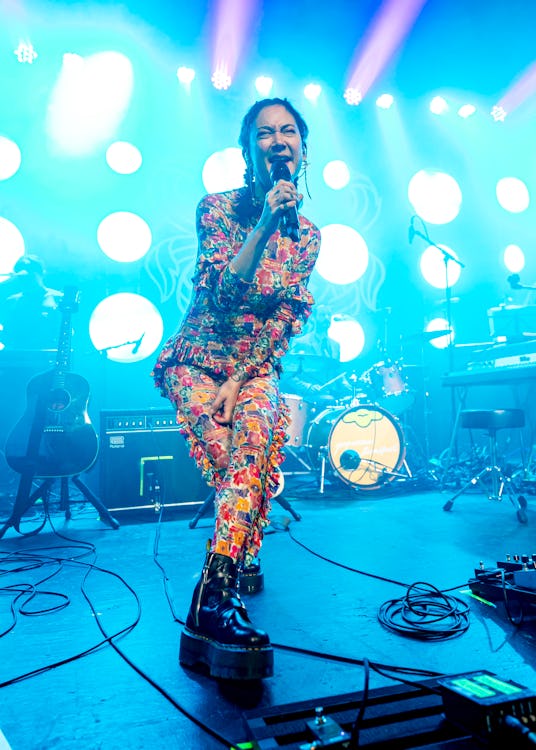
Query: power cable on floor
287 523 472 640
0 514 236 750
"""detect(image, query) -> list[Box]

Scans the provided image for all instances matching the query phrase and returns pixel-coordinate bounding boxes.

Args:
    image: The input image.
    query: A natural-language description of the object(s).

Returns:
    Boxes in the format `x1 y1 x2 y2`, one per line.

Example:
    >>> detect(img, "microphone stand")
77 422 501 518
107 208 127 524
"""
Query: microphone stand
411 223 466 482
411 226 465 374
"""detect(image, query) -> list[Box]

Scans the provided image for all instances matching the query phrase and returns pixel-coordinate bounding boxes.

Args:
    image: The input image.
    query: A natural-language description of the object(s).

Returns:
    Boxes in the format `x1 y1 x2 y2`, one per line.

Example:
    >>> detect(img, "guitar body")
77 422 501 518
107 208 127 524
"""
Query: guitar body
6 369 99 477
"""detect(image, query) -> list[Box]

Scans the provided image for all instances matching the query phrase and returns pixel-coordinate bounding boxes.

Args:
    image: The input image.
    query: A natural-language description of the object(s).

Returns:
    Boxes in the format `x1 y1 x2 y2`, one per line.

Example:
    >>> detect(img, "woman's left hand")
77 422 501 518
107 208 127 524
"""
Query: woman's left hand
210 378 243 424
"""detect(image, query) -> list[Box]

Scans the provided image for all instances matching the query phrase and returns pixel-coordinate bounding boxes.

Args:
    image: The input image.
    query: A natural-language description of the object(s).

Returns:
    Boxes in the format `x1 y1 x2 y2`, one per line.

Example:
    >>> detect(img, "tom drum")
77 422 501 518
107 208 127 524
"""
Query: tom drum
360 361 414 415
282 393 313 448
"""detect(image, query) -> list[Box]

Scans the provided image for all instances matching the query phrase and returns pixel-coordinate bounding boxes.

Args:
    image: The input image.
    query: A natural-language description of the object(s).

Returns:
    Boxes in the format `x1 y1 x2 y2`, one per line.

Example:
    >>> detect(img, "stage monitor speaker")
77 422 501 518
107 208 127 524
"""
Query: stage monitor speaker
99 408 209 518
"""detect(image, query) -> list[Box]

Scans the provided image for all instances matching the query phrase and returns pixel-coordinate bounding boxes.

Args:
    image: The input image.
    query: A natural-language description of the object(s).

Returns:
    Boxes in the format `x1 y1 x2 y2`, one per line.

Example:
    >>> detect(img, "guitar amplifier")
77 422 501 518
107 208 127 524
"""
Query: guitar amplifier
99 408 209 518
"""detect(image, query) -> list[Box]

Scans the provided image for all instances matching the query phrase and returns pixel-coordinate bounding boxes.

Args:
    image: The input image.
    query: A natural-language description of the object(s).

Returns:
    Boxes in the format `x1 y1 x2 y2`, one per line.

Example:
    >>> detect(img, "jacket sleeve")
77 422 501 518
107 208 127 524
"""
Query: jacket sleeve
228 226 321 381
193 194 252 310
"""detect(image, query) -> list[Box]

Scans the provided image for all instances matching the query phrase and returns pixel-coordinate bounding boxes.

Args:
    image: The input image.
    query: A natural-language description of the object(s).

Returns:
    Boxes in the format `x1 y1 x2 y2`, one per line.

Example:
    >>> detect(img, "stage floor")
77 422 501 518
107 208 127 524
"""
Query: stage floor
0 472 535 749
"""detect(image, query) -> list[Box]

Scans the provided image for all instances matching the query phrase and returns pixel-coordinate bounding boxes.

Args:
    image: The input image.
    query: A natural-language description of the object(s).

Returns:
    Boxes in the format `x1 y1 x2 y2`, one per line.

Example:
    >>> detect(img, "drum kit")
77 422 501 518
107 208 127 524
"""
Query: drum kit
281 354 418 493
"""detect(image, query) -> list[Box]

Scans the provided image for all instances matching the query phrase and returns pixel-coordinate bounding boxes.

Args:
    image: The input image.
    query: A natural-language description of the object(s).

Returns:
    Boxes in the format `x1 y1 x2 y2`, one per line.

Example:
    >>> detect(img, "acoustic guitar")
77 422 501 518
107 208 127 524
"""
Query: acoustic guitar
6 286 99 478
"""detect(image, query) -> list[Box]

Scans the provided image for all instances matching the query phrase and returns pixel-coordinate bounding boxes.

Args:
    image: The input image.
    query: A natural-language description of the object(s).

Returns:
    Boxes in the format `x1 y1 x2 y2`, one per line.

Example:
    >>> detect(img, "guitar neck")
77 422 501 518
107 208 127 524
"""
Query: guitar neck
53 286 79 379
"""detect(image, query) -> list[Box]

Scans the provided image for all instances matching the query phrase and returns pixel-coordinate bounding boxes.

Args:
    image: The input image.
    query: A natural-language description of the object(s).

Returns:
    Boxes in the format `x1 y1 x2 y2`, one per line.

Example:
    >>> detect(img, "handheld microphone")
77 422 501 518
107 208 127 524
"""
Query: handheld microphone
408 217 416 244
270 160 300 242
132 333 144 354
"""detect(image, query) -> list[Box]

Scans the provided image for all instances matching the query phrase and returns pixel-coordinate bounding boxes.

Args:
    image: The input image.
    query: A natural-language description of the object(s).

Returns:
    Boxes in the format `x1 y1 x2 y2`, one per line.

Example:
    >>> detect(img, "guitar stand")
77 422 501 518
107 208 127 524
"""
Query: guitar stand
0 471 120 539
189 486 301 530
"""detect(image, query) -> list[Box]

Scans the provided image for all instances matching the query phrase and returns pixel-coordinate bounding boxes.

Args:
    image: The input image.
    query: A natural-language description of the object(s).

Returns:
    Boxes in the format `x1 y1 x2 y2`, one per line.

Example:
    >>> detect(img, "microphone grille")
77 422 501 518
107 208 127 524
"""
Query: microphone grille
270 160 292 182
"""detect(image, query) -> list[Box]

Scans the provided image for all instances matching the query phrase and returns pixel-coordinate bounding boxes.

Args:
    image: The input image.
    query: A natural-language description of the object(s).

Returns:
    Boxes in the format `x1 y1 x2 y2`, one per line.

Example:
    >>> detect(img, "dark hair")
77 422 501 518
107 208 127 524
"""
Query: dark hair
235 98 309 224
238 97 309 162
14 254 44 276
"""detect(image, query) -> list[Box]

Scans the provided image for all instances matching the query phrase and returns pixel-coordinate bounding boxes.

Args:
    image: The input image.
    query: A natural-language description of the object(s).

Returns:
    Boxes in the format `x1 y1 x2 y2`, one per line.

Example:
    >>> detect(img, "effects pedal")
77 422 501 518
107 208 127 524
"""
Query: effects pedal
438 670 536 746
301 707 350 749
468 553 536 622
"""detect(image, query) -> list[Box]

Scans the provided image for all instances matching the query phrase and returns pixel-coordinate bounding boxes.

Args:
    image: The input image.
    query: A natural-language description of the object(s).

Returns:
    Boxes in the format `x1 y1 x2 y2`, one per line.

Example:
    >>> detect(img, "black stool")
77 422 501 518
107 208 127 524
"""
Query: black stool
443 409 528 524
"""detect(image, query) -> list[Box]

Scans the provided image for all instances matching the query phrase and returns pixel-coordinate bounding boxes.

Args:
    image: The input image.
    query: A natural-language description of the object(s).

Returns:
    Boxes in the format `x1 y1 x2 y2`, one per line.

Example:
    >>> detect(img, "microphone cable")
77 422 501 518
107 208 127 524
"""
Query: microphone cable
287 525 471 640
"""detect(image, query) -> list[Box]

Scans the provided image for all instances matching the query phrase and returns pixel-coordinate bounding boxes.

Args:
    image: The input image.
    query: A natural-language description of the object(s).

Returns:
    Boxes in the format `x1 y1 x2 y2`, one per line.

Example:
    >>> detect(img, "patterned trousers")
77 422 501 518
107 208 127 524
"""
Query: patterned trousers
163 364 288 566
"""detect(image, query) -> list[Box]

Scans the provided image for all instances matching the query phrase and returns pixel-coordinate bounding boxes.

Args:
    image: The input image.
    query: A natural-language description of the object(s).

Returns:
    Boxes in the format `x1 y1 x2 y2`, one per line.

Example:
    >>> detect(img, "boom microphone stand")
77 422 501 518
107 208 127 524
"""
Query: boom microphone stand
409 217 464 372
409 217 465 483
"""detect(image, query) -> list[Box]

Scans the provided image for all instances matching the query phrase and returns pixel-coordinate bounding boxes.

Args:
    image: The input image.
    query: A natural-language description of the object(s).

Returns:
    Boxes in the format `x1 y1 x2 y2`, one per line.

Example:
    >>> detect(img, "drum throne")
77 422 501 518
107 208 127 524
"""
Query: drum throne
442 409 528 524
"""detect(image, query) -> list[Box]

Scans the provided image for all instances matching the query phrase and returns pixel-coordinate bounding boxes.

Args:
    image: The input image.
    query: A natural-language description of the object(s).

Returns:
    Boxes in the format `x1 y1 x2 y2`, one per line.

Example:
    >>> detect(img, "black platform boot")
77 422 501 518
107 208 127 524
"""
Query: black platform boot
179 552 273 680
239 558 264 594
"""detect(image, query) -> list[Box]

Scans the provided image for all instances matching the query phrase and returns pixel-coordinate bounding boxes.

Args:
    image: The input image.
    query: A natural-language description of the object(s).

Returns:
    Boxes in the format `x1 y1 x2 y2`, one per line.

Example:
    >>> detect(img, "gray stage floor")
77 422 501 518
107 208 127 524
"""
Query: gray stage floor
0 472 535 749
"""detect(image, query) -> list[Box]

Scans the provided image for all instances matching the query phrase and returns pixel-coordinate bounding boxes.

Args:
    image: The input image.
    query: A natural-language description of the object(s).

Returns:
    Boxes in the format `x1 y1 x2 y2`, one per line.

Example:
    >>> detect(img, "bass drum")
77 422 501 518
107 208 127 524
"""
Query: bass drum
307 404 405 490
306 406 346 470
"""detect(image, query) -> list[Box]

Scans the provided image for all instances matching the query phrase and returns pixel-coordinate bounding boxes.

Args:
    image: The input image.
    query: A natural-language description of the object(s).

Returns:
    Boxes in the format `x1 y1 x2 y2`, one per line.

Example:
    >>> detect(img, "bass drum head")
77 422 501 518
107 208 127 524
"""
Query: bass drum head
328 405 405 490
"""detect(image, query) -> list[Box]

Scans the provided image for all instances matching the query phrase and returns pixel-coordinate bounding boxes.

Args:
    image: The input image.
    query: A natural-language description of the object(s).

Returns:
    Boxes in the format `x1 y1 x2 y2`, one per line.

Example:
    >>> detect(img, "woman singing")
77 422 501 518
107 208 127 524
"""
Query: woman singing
152 97 321 680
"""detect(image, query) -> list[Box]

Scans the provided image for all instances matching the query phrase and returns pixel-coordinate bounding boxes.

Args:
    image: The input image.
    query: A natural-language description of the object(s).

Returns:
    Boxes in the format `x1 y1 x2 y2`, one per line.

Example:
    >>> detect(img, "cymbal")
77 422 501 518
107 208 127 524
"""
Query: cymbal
402 329 452 343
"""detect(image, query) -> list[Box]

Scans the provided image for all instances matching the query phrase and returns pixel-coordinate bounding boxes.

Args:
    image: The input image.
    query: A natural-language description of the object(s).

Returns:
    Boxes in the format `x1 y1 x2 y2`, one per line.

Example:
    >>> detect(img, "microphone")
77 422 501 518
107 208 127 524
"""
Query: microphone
339 449 361 471
507 274 521 290
408 217 416 244
270 160 300 242
132 333 145 354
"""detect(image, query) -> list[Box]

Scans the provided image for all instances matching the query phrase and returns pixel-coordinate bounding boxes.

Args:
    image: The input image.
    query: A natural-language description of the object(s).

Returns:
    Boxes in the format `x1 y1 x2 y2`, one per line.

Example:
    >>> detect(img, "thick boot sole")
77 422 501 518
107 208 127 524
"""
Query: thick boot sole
239 569 264 595
179 628 273 680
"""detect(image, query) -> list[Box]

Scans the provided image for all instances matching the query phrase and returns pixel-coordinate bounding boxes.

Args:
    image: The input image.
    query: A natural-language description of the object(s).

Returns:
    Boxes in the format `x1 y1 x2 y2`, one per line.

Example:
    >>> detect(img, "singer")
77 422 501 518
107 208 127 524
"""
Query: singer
152 98 321 680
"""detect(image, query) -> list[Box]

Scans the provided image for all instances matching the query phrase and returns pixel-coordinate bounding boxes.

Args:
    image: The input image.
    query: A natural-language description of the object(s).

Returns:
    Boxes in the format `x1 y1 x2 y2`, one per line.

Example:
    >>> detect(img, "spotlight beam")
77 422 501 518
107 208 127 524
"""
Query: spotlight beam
345 0 429 102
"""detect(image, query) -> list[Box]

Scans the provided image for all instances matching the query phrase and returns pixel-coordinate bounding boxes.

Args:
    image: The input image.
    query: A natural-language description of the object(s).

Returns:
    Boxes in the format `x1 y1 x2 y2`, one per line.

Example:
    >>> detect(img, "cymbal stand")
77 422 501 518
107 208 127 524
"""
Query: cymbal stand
318 448 328 494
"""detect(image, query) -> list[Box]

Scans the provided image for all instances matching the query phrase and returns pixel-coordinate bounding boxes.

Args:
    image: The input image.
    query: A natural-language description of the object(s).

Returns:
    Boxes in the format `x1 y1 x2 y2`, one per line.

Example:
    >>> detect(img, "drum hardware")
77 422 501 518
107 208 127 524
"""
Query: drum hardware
334 453 411 482
282 445 314 476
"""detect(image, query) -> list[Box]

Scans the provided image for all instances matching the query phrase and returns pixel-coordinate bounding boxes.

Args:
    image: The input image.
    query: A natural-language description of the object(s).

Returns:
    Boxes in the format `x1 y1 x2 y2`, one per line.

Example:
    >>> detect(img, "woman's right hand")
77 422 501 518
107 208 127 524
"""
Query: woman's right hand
260 179 301 233
210 378 244 425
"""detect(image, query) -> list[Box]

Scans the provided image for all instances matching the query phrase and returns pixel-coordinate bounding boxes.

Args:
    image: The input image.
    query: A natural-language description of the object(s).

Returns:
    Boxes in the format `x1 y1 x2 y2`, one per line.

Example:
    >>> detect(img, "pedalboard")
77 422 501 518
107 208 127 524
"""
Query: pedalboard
242 671 536 748
468 554 536 621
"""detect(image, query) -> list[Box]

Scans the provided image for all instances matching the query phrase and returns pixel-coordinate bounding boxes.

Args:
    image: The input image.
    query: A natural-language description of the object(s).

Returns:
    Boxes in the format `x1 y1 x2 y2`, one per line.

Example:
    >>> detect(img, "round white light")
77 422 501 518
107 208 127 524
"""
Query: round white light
426 317 454 349
0 137 22 180
323 160 351 190
329 316 365 361
496 177 530 213
503 244 525 274
97 212 152 262
0 218 25 277
376 93 394 109
202 148 245 193
419 244 462 289
106 141 142 175
255 76 273 96
408 170 462 224
429 96 448 115
317 224 369 285
457 104 476 118
177 66 195 85
89 293 163 363
304 83 322 102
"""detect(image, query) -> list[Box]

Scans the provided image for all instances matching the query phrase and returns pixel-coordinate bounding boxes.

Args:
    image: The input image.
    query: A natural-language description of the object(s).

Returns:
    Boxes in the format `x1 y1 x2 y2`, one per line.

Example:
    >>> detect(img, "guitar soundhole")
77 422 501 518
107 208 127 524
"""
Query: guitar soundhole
47 388 71 412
